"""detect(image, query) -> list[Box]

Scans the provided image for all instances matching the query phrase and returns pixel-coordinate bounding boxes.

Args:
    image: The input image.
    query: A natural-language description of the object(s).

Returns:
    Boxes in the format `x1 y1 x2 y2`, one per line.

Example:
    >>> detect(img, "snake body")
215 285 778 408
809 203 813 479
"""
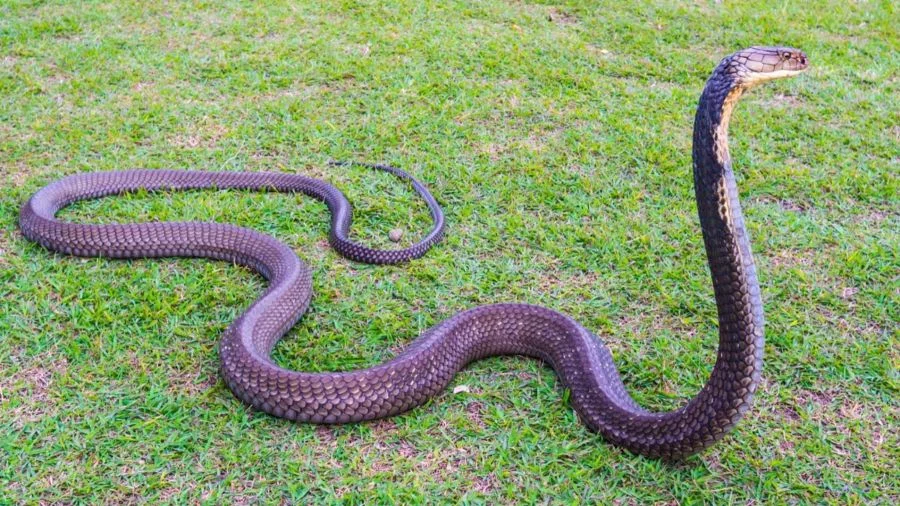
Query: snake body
20 47 808 459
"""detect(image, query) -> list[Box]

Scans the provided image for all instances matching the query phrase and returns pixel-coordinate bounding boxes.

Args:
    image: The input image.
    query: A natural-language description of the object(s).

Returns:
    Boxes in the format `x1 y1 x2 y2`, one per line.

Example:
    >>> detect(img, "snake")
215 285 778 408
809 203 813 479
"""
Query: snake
20 47 808 459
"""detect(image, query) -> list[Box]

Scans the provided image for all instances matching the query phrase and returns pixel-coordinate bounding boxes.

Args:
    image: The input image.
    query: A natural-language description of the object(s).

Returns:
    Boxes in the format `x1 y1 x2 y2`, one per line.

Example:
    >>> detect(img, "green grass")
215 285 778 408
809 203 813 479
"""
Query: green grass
1 0 897 503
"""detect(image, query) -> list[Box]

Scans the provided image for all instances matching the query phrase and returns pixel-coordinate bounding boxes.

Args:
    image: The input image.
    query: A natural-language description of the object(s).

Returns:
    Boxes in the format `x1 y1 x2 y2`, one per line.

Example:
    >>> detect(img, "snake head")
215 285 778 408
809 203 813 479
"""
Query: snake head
722 46 809 88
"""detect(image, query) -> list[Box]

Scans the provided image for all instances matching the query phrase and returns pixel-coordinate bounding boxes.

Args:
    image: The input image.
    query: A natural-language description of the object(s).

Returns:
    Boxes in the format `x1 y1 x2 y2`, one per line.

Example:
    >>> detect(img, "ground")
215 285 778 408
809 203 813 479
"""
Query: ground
0 0 897 504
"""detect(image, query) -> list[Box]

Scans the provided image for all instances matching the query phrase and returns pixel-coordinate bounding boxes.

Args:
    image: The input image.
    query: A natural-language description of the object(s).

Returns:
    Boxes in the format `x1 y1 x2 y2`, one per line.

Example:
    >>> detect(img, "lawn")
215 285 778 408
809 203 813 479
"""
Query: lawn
0 0 897 504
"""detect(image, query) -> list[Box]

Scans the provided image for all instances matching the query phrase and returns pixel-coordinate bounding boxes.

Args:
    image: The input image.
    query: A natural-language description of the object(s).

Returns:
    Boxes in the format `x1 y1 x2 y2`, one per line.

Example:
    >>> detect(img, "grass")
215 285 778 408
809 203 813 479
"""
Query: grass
0 0 897 503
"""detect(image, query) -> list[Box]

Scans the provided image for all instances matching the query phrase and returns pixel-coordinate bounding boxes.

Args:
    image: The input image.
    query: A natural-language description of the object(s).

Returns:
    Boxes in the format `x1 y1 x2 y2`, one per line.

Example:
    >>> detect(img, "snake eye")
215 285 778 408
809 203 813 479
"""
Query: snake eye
782 52 791 59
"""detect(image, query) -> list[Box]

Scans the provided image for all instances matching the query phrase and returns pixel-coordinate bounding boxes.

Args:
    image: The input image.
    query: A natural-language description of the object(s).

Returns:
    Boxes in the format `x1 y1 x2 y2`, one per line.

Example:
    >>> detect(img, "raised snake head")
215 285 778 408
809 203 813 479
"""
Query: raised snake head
721 46 809 88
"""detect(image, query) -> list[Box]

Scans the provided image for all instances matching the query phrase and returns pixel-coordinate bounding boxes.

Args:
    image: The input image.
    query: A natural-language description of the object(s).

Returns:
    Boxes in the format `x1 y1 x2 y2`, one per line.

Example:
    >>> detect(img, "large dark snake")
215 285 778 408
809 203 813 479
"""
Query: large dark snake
20 47 808 459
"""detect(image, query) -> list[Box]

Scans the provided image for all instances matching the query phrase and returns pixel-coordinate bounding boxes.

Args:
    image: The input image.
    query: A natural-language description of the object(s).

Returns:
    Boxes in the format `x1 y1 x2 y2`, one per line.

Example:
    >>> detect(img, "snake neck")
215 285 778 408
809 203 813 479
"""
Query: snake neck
692 67 759 319
583 65 766 457
560 65 769 458
693 66 747 177
678 67 765 433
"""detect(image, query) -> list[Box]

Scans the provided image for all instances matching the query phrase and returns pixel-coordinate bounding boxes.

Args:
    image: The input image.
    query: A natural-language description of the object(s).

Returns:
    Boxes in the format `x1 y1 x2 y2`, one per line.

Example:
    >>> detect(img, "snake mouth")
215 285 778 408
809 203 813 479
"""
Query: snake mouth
752 67 808 81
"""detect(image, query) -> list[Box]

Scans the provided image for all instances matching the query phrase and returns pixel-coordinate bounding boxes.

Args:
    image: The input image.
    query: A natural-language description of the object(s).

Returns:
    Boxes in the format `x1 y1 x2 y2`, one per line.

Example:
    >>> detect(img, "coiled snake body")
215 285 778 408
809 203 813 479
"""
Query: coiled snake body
20 47 808 459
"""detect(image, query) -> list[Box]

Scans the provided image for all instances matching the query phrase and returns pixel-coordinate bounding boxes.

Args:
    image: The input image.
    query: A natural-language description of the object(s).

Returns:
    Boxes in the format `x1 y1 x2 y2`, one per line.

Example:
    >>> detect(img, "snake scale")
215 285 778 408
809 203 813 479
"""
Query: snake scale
20 47 808 459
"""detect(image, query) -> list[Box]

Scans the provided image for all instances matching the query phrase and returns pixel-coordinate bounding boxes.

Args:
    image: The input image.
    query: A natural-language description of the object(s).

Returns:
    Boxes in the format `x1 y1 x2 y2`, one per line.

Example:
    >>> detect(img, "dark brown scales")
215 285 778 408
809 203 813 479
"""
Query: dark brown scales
19 47 807 459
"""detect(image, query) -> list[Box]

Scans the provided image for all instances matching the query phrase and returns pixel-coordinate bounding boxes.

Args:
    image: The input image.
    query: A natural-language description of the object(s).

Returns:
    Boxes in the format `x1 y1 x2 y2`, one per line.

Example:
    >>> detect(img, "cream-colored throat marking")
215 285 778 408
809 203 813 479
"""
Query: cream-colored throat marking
714 86 746 223
714 86 747 165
